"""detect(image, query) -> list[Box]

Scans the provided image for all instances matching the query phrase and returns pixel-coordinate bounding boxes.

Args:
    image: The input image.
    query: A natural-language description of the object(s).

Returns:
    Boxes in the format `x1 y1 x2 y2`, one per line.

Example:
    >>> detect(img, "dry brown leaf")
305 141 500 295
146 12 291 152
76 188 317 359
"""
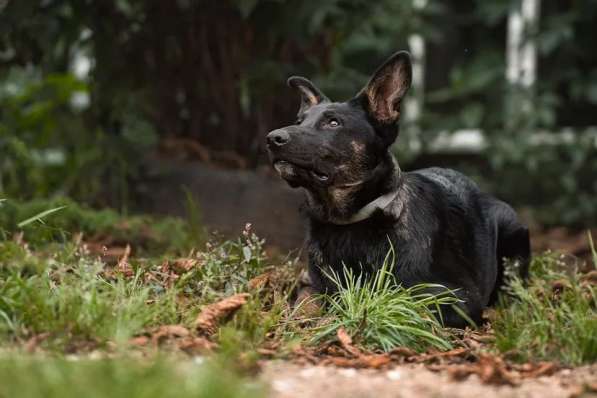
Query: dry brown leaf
117 244 133 277
442 356 518 386
256 348 277 357
159 260 171 274
412 347 469 363
172 258 199 273
444 364 476 381
177 336 216 353
248 273 271 290
360 354 392 368
24 332 50 353
389 346 418 358
129 336 150 347
320 353 392 369
337 327 362 357
151 324 191 345
322 356 359 367
194 293 250 335
291 346 320 364
514 361 558 378
477 354 518 385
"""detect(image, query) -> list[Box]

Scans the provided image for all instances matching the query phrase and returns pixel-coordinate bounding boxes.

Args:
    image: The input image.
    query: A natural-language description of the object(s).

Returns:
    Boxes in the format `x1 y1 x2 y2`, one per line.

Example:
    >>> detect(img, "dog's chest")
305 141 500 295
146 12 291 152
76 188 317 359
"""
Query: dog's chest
307 212 438 289
308 220 399 273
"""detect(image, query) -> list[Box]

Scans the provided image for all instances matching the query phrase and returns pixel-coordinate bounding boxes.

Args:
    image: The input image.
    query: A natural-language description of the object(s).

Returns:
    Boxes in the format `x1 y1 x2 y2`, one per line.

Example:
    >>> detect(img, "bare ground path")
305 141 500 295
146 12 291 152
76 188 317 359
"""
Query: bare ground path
260 362 597 398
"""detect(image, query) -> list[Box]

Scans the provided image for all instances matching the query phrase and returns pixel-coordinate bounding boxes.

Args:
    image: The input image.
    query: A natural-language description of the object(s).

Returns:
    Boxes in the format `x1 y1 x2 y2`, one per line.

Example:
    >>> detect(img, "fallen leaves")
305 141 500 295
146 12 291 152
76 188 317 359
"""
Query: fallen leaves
288 328 562 386
441 354 518 385
435 354 559 386
128 293 251 354
129 324 216 354
412 347 470 363
194 293 250 335
291 329 411 369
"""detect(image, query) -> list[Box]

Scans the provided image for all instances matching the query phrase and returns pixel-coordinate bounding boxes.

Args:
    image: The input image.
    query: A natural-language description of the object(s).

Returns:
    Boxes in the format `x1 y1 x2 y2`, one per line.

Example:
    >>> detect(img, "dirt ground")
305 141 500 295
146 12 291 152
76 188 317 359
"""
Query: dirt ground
261 362 597 398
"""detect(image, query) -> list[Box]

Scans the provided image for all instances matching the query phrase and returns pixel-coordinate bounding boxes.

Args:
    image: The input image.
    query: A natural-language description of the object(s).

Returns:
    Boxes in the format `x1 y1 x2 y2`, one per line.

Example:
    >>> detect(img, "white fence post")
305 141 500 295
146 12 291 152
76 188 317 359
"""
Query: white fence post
506 0 540 125
404 0 427 152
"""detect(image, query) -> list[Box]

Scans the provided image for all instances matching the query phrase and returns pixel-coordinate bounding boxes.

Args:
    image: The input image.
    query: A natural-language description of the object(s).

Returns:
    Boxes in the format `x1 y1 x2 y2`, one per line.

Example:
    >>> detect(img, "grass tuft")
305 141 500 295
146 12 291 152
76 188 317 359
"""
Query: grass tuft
0 248 173 348
492 250 597 365
311 248 459 352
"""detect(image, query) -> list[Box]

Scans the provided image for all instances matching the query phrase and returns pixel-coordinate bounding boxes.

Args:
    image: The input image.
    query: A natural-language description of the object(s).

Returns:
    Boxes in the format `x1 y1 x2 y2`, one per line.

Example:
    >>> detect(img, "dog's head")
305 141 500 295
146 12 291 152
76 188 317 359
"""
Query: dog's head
266 51 412 221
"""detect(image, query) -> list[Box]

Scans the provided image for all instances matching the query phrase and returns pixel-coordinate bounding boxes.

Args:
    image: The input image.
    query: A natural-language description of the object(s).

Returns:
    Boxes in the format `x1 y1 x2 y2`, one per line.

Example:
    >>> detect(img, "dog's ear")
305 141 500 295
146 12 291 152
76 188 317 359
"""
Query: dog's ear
287 76 328 114
357 51 412 127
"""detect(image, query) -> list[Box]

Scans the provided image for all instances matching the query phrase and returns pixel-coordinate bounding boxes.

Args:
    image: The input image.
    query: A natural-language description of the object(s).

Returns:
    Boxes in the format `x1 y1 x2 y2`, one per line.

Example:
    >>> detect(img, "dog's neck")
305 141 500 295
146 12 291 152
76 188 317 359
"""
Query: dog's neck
303 154 403 224
328 182 401 225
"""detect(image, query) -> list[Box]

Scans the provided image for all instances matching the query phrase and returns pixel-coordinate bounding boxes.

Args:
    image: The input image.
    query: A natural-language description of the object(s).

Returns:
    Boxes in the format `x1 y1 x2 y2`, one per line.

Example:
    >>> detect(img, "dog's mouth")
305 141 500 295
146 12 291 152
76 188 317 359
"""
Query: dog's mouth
273 160 330 184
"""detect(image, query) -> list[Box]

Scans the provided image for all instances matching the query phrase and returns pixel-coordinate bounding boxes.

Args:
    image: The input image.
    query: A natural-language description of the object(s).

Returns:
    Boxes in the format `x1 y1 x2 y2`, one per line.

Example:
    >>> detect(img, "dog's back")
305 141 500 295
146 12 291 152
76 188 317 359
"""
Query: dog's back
405 167 530 323
413 167 480 202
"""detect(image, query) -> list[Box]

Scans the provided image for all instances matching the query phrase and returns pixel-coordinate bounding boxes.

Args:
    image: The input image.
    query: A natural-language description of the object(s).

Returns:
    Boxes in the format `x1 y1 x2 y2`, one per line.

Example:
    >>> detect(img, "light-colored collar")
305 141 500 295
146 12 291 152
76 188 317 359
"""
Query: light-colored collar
325 156 403 225
330 188 401 225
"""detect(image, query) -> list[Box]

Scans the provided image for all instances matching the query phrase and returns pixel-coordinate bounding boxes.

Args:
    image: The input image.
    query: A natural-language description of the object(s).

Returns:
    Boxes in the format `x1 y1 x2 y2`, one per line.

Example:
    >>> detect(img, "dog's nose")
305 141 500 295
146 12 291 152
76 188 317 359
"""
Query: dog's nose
267 129 290 147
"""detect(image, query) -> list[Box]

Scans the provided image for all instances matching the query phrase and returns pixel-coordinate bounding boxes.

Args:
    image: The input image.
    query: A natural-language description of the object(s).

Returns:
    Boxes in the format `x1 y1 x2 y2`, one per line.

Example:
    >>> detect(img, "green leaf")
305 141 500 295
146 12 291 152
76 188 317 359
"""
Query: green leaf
242 246 252 263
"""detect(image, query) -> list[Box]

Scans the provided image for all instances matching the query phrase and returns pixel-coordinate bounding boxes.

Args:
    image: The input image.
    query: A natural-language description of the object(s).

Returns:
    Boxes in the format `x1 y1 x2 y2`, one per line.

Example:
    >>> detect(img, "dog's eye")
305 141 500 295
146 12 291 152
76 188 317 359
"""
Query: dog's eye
328 118 340 127
295 118 303 125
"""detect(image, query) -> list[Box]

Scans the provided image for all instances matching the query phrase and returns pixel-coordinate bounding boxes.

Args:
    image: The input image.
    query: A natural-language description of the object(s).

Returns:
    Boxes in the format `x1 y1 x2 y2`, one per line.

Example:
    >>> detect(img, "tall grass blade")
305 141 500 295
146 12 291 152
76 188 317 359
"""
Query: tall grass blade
588 230 597 269
17 206 67 228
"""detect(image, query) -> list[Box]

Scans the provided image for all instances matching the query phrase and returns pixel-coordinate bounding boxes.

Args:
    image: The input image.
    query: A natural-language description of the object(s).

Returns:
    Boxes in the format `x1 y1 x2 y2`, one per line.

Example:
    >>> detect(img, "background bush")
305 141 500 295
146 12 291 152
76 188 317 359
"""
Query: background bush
1 0 596 225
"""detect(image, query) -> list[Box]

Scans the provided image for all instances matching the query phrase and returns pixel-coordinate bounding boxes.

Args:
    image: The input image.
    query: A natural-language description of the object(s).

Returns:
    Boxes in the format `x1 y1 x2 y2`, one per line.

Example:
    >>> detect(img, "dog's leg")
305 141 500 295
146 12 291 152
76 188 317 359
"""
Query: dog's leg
487 199 531 305
421 284 483 328
290 268 322 318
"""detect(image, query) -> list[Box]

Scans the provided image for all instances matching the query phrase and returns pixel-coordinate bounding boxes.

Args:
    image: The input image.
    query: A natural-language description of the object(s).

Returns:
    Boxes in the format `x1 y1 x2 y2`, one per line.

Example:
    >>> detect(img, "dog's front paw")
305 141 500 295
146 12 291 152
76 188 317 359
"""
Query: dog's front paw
291 269 322 318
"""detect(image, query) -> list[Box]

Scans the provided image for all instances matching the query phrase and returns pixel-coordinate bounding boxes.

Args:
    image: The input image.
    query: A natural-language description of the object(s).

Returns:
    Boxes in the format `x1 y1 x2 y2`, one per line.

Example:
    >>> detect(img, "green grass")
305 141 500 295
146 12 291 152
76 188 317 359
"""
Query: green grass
2 197 596 378
0 242 177 348
0 221 275 351
492 245 597 365
0 197 198 254
0 356 265 398
311 248 459 352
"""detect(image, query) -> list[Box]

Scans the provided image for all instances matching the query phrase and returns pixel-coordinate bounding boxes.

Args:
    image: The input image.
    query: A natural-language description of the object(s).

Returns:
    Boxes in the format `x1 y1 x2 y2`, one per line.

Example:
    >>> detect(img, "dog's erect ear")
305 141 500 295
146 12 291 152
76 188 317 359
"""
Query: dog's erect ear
287 76 328 114
358 51 412 125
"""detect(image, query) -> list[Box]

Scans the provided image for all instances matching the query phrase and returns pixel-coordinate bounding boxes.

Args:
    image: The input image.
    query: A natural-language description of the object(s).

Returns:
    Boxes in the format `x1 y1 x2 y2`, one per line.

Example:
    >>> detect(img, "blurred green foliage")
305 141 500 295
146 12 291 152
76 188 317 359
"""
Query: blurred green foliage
0 197 196 254
0 0 596 225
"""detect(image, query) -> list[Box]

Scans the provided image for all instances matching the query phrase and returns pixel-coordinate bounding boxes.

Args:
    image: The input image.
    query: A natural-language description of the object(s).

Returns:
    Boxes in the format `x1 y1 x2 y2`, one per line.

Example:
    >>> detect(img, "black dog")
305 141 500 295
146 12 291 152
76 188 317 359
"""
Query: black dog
266 51 530 327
